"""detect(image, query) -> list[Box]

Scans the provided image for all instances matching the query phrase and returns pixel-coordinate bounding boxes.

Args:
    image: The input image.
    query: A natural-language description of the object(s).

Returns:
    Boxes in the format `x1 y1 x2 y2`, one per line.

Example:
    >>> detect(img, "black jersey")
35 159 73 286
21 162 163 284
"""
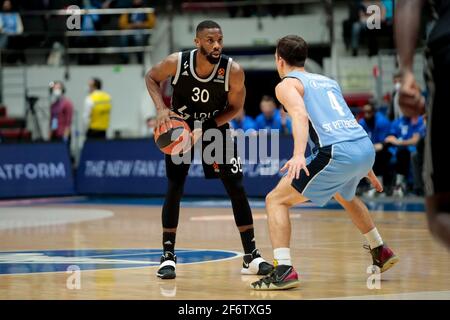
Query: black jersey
170 49 233 129
428 0 450 50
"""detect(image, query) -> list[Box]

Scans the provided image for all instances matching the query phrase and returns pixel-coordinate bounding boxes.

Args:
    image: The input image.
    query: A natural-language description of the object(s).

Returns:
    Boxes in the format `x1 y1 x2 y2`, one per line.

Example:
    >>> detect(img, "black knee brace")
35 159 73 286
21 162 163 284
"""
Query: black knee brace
221 176 254 227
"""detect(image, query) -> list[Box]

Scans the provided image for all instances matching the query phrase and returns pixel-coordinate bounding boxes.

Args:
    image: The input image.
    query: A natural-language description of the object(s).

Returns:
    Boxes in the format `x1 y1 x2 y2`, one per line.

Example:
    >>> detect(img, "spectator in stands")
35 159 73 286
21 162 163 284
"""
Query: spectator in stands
75 0 103 65
381 0 394 23
226 0 256 18
358 102 393 196
230 108 256 132
49 81 74 143
342 0 361 51
385 114 425 196
255 95 292 134
387 71 403 121
84 78 112 139
350 0 387 56
142 115 156 137
0 0 23 62
118 0 156 64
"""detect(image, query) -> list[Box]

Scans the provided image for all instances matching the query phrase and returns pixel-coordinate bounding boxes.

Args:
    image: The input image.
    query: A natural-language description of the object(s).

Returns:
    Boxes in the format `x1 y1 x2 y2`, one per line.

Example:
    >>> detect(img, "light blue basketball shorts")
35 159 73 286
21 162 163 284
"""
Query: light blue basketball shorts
291 136 375 206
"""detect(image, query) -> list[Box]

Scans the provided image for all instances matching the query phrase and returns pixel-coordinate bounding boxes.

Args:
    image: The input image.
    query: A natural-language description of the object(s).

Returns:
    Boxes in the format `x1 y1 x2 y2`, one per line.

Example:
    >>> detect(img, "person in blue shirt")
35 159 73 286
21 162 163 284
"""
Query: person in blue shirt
358 102 393 194
0 0 23 49
230 108 256 132
385 115 425 194
255 95 292 134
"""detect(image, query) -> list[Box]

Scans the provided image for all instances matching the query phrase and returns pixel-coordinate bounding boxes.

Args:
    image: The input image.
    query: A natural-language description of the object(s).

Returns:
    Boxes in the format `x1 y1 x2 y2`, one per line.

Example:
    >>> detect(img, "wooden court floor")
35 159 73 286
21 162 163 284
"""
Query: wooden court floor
0 201 449 300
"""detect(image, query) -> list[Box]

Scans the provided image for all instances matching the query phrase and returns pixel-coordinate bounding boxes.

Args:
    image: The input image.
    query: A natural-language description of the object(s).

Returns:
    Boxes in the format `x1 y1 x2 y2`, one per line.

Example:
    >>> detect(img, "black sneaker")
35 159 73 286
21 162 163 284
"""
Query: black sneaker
250 265 300 290
156 251 177 279
241 249 274 275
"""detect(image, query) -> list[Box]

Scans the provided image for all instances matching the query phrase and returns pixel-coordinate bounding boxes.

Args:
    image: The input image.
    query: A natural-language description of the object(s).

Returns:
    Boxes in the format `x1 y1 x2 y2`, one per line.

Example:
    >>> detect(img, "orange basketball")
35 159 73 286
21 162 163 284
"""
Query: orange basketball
154 116 192 155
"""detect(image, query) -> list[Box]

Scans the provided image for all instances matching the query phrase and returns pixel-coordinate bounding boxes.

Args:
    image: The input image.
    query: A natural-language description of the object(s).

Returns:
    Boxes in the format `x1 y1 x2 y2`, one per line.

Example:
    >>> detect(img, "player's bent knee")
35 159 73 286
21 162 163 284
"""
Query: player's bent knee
265 190 281 208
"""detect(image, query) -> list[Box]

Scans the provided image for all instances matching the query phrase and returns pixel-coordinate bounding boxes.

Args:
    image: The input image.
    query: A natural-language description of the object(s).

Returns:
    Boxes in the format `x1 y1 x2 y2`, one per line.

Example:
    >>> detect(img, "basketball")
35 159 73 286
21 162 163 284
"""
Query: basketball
154 116 192 155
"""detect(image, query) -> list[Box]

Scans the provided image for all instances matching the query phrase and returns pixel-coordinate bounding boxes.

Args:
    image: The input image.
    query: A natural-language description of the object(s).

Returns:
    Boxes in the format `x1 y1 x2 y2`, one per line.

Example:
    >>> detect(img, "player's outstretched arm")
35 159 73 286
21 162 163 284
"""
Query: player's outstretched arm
276 78 310 180
213 61 245 127
145 52 178 132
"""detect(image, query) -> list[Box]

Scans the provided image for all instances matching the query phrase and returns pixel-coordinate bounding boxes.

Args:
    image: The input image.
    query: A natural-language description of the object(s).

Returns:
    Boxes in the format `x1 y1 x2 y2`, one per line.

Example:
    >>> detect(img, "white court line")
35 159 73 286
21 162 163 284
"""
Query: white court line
319 290 450 300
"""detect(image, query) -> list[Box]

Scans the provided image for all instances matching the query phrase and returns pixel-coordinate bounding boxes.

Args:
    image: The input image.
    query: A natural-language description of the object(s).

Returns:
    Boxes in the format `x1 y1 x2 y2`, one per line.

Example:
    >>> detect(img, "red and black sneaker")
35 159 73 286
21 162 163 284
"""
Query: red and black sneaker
365 244 399 273
250 265 300 290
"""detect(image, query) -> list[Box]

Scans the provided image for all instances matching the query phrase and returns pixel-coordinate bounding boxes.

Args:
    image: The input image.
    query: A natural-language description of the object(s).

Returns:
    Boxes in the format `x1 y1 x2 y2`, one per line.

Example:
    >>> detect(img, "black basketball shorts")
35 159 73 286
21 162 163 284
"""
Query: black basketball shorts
424 42 450 196
165 125 243 180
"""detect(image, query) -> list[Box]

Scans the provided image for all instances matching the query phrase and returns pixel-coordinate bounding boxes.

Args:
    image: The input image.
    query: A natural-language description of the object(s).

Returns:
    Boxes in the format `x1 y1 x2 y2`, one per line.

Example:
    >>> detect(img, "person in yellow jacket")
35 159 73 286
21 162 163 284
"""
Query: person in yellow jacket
84 78 112 139
119 0 156 64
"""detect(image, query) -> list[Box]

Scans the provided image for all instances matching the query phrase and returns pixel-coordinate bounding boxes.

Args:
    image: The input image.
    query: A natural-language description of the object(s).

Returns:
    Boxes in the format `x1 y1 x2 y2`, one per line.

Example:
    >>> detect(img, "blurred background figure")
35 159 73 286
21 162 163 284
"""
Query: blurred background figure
142 115 156 137
49 81 74 143
230 108 256 131
384 114 426 197
118 0 156 64
350 0 388 56
75 0 103 65
0 0 24 63
255 95 291 134
358 101 393 196
84 78 112 140
387 70 403 121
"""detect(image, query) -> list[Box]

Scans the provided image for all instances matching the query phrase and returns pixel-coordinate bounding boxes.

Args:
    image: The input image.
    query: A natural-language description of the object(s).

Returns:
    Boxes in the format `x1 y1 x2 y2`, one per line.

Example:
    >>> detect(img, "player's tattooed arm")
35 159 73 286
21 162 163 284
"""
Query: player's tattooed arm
145 52 178 132
214 61 246 127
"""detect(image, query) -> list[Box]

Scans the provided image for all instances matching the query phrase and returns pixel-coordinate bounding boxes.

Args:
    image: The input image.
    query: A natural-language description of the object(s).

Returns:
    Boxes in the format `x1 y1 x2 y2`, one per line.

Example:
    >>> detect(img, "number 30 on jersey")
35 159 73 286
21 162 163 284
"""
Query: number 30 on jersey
192 87 210 103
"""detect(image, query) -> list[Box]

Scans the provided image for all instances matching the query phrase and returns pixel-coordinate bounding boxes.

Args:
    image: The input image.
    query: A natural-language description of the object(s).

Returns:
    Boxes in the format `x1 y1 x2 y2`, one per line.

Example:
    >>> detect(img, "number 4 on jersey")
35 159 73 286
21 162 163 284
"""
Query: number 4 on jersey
327 91 345 116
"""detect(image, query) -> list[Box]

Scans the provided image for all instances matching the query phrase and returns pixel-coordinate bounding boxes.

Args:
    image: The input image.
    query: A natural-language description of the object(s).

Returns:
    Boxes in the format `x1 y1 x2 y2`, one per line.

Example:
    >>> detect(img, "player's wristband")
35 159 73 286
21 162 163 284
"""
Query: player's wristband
202 118 218 131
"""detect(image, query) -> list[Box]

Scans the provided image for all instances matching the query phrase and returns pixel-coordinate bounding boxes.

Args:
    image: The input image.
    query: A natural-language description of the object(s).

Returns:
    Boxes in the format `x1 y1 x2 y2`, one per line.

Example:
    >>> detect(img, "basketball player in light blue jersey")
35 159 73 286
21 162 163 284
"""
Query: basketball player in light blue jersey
251 35 399 291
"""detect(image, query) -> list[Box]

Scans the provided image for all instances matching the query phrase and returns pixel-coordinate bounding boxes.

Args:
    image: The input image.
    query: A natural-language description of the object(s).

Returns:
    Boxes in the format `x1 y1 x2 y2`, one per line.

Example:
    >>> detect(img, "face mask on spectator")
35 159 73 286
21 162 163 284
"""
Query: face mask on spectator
52 88 62 98
395 82 401 91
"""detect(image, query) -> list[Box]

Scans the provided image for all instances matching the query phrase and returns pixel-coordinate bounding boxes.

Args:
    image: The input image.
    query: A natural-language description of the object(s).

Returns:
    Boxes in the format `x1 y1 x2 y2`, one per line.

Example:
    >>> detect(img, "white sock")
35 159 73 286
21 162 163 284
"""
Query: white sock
364 228 384 249
273 248 292 266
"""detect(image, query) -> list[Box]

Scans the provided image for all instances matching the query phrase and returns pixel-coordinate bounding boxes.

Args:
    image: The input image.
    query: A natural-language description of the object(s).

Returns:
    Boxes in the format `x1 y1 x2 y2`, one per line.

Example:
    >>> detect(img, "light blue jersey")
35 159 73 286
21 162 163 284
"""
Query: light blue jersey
284 71 367 151
285 71 375 206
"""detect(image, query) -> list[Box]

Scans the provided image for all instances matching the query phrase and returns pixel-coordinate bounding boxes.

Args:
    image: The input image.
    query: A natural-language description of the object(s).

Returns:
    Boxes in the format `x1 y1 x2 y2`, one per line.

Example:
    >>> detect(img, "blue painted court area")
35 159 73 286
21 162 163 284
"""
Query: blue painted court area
0 249 239 275
26 196 425 213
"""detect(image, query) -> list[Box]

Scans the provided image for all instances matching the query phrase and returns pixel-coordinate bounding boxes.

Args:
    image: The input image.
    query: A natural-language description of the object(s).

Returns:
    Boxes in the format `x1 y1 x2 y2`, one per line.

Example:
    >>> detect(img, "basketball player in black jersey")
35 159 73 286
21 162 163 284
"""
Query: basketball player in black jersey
395 0 450 247
145 20 273 279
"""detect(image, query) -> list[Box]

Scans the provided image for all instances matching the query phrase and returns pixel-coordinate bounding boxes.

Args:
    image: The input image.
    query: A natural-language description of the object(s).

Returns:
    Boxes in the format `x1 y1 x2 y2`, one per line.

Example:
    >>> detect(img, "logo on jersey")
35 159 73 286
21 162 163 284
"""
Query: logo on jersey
310 80 319 89
176 106 190 120
217 68 225 78
0 248 240 275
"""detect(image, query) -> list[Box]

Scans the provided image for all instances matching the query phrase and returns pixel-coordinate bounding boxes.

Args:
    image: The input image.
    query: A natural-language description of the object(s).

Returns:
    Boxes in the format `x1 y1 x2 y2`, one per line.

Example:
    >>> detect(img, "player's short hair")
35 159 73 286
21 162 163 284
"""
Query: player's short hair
92 77 102 90
276 35 308 67
196 20 221 35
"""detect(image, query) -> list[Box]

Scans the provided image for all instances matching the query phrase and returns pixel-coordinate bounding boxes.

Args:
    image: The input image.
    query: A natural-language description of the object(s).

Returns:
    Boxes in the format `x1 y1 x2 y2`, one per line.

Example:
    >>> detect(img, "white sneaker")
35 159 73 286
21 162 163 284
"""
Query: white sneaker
241 249 274 275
